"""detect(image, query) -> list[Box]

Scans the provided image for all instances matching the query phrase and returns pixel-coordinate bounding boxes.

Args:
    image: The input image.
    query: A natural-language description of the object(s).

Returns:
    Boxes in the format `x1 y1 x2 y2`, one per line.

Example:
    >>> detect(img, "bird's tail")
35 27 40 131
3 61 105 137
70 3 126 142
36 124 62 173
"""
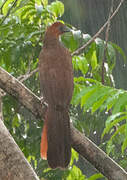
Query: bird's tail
40 107 71 169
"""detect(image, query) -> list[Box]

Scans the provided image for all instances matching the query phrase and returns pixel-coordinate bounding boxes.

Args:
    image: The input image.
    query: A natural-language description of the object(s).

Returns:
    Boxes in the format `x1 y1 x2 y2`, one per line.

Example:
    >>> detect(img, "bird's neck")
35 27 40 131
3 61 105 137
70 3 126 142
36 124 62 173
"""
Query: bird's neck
43 33 60 48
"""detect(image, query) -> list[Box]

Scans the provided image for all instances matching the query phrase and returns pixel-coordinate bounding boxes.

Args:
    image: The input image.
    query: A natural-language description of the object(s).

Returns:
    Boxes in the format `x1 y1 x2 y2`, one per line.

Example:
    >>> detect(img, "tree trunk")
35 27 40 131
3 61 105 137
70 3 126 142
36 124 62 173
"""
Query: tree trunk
0 115 39 180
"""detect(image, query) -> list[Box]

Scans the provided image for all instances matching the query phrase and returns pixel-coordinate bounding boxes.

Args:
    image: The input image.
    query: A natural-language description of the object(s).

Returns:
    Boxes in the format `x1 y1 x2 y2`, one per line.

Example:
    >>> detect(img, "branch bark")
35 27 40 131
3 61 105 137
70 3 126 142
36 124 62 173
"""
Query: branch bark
0 67 127 179
0 116 39 180
0 89 4 121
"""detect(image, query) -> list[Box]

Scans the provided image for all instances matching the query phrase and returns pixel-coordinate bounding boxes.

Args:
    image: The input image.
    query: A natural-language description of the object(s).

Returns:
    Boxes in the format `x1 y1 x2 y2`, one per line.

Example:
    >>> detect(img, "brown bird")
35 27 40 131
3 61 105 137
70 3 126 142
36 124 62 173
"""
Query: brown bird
39 22 74 169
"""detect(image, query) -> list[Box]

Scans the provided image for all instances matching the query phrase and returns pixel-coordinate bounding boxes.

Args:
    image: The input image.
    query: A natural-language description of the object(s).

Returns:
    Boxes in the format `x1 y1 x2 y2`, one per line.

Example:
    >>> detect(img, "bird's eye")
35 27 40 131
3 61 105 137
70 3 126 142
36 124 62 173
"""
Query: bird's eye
59 25 64 32
59 25 70 33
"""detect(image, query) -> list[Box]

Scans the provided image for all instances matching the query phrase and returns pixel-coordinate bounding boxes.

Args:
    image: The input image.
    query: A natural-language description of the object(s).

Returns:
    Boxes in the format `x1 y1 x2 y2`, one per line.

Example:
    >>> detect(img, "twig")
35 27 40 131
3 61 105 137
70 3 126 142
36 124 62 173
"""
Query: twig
18 68 38 82
0 0 18 25
71 0 125 57
101 0 114 84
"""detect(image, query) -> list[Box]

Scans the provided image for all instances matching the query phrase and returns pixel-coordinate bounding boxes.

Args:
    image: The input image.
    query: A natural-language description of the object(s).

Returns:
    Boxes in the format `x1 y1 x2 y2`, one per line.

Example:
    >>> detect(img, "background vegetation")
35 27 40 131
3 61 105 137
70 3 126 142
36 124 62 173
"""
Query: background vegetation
0 0 127 179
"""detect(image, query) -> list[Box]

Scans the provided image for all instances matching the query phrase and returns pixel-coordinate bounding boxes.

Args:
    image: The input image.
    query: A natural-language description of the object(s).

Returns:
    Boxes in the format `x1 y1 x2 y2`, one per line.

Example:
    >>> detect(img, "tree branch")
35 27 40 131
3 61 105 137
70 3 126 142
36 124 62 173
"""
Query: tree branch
0 89 4 121
0 66 127 179
18 68 39 82
72 0 125 56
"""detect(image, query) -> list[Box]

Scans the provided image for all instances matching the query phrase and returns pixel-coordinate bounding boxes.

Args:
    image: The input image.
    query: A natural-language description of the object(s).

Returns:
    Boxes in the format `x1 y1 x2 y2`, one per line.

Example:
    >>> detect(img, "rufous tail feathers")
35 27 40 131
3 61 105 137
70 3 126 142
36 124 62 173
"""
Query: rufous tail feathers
41 123 48 160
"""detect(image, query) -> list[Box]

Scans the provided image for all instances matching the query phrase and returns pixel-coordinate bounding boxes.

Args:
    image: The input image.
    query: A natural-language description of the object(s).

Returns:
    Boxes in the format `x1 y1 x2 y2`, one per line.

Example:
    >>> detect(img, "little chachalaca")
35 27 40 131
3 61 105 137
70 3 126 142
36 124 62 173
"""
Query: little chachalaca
39 22 74 169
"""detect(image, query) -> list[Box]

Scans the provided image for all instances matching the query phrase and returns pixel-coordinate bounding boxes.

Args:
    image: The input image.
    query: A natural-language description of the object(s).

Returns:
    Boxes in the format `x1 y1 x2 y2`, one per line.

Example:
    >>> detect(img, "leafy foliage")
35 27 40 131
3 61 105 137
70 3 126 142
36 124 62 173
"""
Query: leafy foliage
0 0 127 179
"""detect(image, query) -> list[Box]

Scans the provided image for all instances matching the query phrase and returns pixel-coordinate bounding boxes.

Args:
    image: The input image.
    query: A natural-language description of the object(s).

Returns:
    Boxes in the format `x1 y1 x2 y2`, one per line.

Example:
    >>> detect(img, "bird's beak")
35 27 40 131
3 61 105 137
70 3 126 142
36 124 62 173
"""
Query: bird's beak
64 26 71 32
63 25 71 32
60 25 71 33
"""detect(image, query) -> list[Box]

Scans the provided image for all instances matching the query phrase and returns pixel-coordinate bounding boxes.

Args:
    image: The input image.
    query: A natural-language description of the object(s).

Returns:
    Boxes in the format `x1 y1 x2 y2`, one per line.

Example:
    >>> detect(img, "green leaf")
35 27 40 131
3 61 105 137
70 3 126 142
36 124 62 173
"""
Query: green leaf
73 85 96 106
70 148 79 166
79 59 89 74
122 121 127 153
74 77 87 83
101 89 123 112
106 140 115 155
83 86 109 111
21 6 36 19
74 56 89 74
112 93 127 114
111 42 126 62
110 124 125 141
122 137 127 154
95 38 105 63
67 165 85 180
107 43 116 72
48 1 64 17
71 83 83 105
106 112 126 125
62 32 79 51
105 124 125 155
81 87 97 108
102 114 127 138
88 173 104 180
84 78 100 84
13 0 30 13
91 50 98 70
2 0 14 15
12 114 20 128
85 42 96 64
42 0 48 6
92 94 108 113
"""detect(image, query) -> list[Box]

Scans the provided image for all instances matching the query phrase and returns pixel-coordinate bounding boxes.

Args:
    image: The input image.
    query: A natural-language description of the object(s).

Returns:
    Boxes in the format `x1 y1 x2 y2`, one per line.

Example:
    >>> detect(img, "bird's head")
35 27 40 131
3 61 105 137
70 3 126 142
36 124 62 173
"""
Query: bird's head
46 22 70 38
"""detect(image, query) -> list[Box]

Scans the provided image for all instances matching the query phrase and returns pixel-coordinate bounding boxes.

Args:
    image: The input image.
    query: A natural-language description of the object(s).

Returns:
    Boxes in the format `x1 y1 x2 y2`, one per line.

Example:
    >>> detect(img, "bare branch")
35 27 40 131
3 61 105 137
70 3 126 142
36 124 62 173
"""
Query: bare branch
0 66 127 179
71 0 125 57
18 68 38 82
